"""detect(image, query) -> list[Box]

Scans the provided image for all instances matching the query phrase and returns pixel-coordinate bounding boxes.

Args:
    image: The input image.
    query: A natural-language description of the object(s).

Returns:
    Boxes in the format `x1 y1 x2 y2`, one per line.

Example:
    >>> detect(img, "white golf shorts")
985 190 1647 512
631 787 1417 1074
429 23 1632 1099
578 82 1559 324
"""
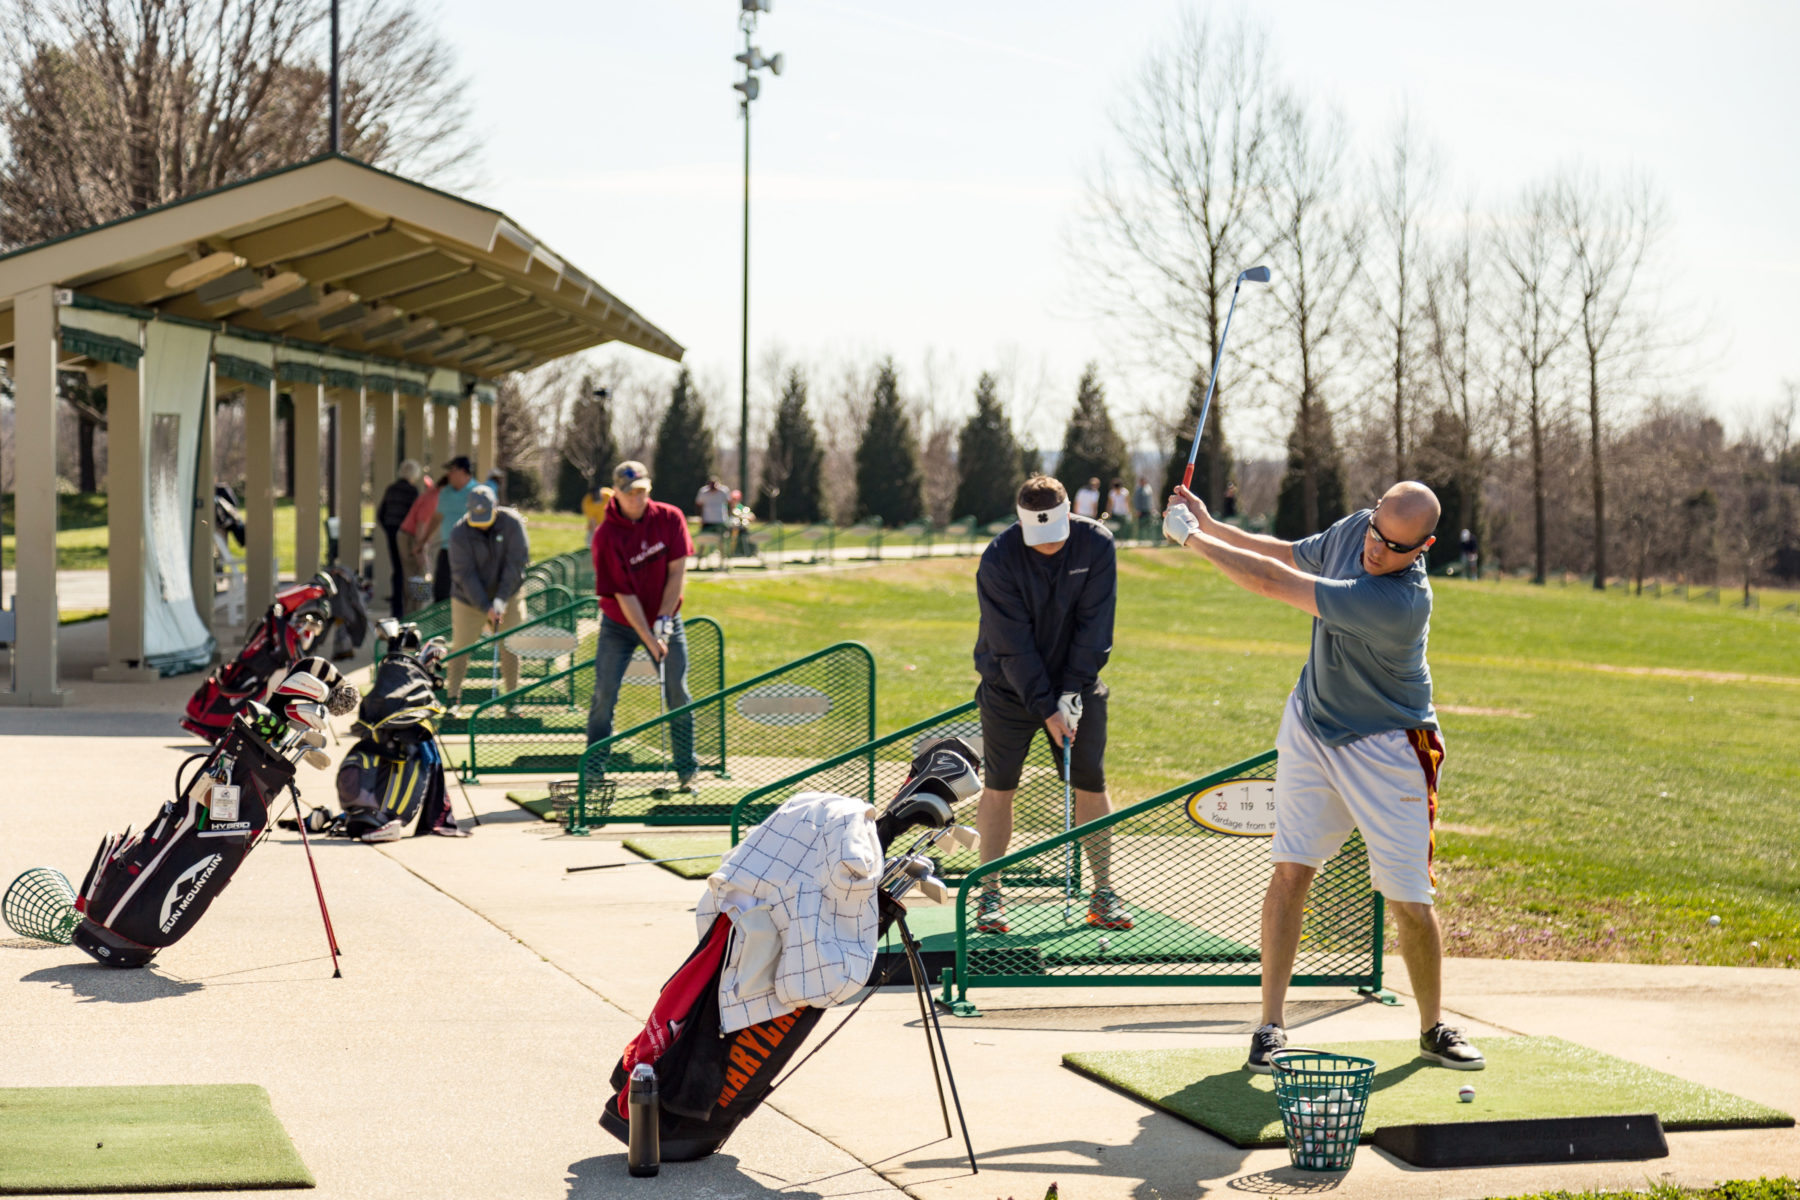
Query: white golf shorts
1271 691 1444 905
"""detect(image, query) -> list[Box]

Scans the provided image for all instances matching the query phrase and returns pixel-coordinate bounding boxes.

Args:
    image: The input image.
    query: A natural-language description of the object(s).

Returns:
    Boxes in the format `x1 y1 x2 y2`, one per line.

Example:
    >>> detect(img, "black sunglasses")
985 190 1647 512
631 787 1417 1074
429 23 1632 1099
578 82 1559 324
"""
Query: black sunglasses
1367 509 1432 555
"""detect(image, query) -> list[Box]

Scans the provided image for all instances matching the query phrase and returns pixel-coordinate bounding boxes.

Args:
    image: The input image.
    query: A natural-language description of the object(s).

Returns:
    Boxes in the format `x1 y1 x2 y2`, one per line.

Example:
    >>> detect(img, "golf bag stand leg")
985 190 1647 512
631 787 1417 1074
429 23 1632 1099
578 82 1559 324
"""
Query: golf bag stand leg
288 787 343 976
897 913 977 1173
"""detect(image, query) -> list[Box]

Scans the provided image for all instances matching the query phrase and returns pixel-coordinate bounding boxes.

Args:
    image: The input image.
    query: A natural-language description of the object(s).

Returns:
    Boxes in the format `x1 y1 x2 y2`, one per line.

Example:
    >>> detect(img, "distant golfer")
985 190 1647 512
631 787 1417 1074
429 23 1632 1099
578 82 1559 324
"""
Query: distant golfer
586 461 698 788
971 475 1131 934
1163 481 1484 1074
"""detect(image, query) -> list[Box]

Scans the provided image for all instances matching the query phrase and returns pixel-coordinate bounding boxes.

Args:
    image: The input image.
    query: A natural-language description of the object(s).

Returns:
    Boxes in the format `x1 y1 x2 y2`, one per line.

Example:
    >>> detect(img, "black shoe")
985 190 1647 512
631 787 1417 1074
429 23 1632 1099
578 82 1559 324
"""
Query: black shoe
1246 1023 1287 1074
1419 1023 1485 1070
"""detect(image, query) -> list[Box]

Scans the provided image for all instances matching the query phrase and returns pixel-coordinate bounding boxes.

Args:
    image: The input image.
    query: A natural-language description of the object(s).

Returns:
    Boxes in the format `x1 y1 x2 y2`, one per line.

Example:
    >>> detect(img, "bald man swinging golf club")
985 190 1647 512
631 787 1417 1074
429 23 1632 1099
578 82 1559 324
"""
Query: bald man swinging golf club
1163 480 1484 1074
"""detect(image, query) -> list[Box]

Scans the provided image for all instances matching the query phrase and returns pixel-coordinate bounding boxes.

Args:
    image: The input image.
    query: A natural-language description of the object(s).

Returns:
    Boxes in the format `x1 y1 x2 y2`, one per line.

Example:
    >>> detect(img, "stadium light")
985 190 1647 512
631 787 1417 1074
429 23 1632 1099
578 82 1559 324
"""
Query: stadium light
733 3 782 504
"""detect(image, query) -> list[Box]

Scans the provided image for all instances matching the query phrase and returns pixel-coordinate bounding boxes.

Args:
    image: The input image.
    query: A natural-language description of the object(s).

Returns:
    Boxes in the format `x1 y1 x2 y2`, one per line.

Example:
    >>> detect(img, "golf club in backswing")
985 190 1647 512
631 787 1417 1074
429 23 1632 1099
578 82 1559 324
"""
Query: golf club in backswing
1180 265 1272 492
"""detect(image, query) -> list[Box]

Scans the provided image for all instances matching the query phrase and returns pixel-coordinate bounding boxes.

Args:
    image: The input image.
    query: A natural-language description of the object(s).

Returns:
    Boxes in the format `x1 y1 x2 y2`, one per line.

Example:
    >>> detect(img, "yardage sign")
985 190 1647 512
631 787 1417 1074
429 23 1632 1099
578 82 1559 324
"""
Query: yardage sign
1185 778 1277 837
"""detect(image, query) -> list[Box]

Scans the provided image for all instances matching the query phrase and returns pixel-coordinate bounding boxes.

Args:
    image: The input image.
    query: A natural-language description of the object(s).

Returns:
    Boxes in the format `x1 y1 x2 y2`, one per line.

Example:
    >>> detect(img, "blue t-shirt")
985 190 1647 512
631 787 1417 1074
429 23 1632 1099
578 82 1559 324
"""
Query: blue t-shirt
436 481 474 550
1290 510 1437 747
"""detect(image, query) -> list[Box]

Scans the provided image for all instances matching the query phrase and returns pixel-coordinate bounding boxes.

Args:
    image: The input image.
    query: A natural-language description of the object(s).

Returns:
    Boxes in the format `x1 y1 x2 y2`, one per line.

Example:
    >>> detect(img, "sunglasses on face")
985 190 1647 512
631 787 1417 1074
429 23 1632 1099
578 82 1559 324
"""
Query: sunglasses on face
1367 509 1432 555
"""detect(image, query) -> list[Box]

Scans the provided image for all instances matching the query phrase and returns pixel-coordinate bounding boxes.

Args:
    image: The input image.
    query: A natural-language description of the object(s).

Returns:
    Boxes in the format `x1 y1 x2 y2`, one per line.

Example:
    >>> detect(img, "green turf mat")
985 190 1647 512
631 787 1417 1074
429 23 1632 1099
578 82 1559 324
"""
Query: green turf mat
1063 1036 1794 1148
621 834 732 878
901 900 1257 968
0 1083 314 1193
504 789 557 821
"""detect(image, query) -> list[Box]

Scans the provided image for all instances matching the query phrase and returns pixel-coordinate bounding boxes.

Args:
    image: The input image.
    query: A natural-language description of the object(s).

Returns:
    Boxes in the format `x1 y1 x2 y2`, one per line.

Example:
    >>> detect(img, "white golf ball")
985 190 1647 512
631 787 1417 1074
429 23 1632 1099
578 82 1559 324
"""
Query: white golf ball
1708 915 1722 927
1097 936 1110 953
1458 1085 1475 1103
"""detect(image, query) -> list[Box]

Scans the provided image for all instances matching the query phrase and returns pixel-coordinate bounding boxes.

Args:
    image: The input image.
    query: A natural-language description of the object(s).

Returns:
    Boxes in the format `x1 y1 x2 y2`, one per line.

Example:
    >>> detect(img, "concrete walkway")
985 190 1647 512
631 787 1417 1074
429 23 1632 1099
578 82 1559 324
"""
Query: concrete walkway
0 691 1795 1199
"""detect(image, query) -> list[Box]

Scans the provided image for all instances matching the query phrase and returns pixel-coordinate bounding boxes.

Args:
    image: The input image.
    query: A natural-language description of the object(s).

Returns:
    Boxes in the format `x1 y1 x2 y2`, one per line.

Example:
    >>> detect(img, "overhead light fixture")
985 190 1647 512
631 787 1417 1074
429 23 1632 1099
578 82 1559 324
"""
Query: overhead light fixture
282 289 360 325
316 302 369 332
195 267 262 306
733 76 760 101
259 282 318 318
233 271 307 310
741 0 771 12
166 251 247 292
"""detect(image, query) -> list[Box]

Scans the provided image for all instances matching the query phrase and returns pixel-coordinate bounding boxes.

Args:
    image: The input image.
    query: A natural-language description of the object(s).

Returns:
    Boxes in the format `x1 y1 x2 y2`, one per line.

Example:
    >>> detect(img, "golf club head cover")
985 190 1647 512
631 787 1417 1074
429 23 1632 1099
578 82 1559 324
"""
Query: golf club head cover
327 683 361 717
877 737 981 846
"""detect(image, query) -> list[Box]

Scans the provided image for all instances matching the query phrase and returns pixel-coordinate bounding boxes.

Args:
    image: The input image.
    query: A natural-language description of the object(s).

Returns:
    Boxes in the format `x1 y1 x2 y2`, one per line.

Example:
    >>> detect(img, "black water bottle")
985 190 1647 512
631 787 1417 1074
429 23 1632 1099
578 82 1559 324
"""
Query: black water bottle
627 1063 660 1177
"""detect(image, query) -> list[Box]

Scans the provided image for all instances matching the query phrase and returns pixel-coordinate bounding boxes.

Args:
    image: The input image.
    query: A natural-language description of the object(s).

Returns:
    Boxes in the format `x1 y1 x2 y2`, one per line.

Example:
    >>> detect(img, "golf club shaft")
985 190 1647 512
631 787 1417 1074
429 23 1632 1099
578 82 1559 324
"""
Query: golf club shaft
1181 277 1246 492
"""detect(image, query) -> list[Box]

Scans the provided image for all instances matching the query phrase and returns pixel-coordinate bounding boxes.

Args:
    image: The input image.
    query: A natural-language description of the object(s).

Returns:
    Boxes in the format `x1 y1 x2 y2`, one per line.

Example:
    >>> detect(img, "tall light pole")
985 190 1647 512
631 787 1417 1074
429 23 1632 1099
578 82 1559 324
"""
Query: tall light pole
328 0 342 153
733 1 782 503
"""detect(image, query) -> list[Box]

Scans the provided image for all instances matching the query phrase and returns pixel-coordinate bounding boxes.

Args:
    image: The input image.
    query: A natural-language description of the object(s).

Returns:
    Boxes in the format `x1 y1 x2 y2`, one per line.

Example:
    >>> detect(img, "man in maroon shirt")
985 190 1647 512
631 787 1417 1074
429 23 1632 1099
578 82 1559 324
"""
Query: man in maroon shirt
586 460 699 785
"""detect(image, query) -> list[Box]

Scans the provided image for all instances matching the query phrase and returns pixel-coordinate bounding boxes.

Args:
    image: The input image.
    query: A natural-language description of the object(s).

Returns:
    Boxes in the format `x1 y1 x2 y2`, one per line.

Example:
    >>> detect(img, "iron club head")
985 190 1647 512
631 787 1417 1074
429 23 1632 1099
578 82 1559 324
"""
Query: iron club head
1240 265 1272 284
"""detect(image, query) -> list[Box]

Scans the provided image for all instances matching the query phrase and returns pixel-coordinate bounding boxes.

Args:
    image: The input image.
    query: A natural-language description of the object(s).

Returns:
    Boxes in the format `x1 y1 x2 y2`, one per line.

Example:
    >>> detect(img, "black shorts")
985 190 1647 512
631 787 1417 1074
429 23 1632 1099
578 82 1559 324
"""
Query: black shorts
975 680 1108 793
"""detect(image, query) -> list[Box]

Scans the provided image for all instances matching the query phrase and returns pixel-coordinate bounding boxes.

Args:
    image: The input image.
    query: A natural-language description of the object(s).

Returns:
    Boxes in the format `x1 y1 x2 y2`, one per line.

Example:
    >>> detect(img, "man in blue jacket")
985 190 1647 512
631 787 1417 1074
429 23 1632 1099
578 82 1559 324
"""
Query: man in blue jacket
971 475 1130 933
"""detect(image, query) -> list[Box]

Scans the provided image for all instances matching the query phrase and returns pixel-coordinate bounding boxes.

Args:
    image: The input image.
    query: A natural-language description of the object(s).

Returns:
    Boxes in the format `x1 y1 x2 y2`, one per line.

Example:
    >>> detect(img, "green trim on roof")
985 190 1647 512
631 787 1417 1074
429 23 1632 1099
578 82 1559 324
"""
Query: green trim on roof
430 391 463 406
396 376 429 397
366 373 396 392
322 367 362 390
278 361 323 385
60 326 141 368
215 354 275 387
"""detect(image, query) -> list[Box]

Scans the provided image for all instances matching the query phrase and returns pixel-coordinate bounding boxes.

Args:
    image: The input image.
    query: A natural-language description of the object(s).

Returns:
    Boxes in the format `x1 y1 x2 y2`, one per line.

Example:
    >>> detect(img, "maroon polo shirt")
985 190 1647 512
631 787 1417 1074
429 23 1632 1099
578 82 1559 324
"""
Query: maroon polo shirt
590 495 695 626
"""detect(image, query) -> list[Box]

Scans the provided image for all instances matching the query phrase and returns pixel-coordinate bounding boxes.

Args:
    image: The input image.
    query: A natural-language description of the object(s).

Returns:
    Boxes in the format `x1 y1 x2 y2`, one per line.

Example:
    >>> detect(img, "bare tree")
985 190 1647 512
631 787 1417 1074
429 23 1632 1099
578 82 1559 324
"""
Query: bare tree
1261 95 1365 533
0 0 479 248
1556 167 1666 588
1072 8 1274 507
1492 181 1575 584
1423 201 1496 551
1367 109 1439 480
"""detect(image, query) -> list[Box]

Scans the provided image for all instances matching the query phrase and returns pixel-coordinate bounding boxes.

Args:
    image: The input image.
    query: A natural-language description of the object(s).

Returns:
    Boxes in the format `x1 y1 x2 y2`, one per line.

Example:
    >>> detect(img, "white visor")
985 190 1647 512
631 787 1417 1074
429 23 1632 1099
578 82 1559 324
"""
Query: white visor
1018 500 1071 546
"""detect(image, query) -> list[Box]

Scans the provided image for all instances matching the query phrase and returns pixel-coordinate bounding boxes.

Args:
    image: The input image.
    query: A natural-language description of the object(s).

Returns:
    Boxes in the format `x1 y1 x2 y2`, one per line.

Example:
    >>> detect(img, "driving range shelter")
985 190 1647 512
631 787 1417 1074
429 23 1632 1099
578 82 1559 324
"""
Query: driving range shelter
0 153 682 705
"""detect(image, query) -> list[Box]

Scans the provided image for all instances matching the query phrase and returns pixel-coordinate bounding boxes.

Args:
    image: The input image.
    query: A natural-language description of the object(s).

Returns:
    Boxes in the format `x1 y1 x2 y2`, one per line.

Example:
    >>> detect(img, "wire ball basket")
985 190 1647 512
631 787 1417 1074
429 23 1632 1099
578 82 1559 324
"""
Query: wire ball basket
1270 1049 1376 1172
3 867 80 945
547 778 616 824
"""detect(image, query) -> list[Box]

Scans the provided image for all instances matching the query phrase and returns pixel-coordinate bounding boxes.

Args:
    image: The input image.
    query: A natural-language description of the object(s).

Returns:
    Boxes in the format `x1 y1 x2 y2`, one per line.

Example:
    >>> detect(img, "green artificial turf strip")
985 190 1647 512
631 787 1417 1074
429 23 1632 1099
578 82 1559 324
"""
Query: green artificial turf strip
1062 1036 1793 1149
503 789 558 821
0 1083 313 1193
895 900 1257 967
621 834 731 878
683 553 1800 967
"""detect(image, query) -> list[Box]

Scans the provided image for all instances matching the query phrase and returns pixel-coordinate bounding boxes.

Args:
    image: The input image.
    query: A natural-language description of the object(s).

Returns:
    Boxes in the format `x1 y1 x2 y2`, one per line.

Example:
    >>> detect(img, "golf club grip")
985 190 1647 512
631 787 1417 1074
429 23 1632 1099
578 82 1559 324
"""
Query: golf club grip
1180 462 1195 490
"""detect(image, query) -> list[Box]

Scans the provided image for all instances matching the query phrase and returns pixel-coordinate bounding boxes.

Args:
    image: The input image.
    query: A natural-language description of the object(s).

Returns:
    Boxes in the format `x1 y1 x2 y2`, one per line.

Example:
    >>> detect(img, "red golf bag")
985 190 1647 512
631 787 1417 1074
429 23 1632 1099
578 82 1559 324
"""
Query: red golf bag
181 574 338 742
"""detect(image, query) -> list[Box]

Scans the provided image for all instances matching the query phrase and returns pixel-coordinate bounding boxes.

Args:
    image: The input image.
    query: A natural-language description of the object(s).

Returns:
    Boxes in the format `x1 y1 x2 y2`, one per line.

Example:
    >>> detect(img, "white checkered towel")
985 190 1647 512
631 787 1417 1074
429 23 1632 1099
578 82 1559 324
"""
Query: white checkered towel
698 792 883 1033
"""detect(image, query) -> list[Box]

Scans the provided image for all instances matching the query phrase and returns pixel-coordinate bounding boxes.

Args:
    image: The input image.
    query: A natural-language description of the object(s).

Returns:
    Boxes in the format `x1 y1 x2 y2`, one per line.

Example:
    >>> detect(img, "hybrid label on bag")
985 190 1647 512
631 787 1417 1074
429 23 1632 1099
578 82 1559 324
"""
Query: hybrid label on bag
198 821 254 839
209 785 240 822
158 854 224 933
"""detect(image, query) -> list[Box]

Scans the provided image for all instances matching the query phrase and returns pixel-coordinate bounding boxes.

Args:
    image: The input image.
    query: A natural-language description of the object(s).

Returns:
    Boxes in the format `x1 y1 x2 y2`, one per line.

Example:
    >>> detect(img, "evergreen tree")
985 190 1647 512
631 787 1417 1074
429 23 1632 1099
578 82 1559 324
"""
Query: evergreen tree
854 359 924 525
951 372 1025 522
652 368 715 516
1161 364 1234 510
1274 406 1348 540
1018 444 1041 481
754 368 824 523
555 383 618 512
1055 363 1129 502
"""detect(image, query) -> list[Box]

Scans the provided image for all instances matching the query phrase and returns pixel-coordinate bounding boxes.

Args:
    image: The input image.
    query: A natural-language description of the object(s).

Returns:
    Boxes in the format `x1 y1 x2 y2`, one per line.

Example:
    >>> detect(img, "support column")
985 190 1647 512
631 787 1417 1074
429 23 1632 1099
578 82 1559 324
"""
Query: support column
401 392 427 471
95 361 155 682
1 285 67 705
293 383 322 579
190 363 216 642
244 382 276 616
455 392 474 462
370 388 396 611
332 385 365 577
429 398 451 471
476 394 497 485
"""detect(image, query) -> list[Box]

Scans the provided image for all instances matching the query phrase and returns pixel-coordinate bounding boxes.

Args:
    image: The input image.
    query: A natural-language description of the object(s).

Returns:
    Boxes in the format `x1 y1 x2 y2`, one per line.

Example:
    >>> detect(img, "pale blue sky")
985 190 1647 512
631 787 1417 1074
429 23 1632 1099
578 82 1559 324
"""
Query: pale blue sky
437 0 1798 449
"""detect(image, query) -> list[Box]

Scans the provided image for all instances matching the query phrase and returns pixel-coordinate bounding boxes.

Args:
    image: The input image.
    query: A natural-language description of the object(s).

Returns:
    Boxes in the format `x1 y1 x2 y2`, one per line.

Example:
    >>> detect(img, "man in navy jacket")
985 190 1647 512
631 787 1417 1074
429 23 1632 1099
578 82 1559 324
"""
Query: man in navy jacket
971 475 1131 933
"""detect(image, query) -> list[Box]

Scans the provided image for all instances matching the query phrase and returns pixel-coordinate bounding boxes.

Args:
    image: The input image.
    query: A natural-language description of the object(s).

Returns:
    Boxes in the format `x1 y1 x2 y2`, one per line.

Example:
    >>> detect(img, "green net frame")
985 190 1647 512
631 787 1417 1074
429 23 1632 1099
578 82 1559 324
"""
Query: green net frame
435 596 601 720
2 867 79 944
565 641 877 832
938 749 1388 1015
454 616 724 781
386 548 587 652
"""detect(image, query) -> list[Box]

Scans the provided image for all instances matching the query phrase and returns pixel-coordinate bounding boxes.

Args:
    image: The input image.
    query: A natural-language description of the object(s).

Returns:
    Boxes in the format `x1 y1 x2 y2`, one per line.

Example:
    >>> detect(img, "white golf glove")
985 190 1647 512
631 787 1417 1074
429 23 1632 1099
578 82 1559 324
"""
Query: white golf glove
1057 691 1083 733
488 598 506 622
653 615 675 640
1164 503 1201 546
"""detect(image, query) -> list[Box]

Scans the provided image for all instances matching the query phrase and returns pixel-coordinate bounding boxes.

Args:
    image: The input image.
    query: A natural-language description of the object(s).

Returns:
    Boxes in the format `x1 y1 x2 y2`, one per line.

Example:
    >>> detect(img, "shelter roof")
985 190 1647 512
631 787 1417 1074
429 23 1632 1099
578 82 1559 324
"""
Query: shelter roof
0 154 681 377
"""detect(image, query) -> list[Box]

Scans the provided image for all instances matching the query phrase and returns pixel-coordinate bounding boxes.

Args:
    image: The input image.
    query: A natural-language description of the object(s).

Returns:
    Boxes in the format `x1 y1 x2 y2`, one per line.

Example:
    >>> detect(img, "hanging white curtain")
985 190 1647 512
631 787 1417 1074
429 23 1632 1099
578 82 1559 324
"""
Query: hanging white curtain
140 320 216 674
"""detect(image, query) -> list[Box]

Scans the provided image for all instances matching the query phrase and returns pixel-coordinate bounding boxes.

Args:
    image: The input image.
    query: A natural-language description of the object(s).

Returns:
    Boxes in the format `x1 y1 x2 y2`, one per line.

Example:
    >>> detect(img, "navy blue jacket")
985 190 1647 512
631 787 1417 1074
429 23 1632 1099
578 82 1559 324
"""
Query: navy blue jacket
972 516 1116 720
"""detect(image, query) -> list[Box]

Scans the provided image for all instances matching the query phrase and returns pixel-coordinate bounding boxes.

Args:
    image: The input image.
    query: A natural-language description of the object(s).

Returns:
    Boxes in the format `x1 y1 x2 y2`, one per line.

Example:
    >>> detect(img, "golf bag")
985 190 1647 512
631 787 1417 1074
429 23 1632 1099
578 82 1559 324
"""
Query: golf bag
75 662 350 970
333 623 459 841
181 572 363 743
597 738 981 1161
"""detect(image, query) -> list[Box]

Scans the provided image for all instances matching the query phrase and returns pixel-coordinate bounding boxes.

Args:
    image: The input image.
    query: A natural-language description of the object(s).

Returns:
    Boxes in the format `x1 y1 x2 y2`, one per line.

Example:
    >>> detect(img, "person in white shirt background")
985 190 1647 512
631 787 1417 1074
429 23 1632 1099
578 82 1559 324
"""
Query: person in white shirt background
1074 477 1102 518
1106 479 1131 521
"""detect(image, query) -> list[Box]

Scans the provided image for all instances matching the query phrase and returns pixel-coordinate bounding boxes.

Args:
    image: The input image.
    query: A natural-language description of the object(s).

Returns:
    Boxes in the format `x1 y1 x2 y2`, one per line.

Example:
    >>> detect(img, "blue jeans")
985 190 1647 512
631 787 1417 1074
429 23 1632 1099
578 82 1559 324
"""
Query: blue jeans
586 614 696 779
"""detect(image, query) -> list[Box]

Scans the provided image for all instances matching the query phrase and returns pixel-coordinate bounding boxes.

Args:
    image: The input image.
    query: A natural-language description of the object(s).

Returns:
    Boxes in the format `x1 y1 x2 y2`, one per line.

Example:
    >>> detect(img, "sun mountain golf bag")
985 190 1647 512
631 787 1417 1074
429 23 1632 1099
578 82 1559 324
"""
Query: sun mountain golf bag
597 737 981 1162
333 622 459 841
181 573 340 742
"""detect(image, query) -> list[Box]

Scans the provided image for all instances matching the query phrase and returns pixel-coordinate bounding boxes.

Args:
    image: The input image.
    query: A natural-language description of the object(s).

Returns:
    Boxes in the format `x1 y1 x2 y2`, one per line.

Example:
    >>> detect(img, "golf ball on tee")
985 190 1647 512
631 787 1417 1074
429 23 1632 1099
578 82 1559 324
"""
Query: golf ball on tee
1708 915 1722 927
1098 936 1110 953
1458 1085 1475 1103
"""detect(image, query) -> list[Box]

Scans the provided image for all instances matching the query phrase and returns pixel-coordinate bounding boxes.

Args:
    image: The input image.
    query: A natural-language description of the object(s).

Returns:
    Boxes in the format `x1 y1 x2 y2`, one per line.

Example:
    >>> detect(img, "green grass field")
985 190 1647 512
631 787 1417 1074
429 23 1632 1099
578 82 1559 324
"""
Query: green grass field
683 551 1800 970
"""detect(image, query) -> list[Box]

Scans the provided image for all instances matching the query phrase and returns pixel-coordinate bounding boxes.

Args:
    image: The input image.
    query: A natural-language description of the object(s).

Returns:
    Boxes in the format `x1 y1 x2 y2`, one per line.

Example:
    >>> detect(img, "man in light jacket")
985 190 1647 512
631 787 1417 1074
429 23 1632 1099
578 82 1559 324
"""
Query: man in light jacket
444 485 529 705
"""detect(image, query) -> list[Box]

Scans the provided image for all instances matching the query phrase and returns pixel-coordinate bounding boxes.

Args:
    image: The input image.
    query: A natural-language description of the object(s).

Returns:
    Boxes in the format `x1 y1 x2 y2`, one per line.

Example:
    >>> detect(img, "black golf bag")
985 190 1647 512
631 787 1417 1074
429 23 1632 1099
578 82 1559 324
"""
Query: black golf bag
597 738 981 1161
73 717 296 967
333 627 459 840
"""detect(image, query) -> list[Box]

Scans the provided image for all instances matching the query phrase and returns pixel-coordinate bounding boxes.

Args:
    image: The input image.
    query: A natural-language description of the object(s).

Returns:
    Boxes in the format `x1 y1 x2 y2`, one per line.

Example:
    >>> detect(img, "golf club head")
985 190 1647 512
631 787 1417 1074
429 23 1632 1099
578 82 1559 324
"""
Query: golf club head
287 655 343 688
271 671 330 705
947 824 979 852
1241 265 1272 283
300 729 327 749
286 702 329 733
918 875 948 904
903 854 933 880
301 748 332 770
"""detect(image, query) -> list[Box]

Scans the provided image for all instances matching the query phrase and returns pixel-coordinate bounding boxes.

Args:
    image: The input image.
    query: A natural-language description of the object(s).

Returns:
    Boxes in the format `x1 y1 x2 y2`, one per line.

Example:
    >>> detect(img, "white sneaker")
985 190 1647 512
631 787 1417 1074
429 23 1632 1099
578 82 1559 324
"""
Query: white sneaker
360 818 405 843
